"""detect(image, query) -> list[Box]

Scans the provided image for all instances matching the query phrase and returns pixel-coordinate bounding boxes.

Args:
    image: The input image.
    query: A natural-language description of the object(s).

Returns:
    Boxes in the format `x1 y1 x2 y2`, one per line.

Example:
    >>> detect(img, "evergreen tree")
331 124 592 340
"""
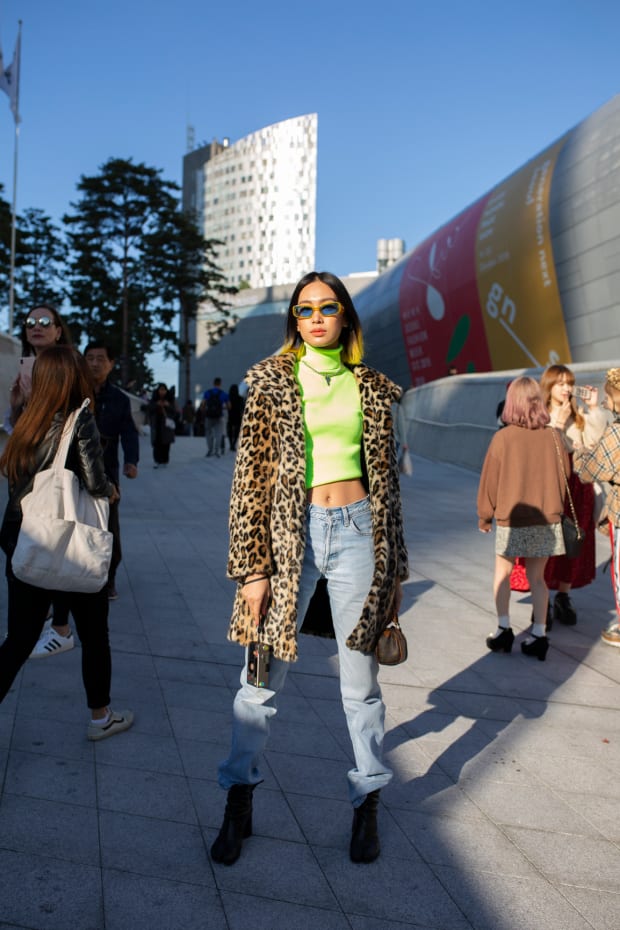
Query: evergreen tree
14 208 66 317
63 158 180 386
143 208 237 402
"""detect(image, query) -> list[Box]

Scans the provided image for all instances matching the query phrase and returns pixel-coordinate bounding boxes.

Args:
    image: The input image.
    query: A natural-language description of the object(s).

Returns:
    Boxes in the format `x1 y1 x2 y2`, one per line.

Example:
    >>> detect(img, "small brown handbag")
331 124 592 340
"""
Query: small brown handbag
375 614 408 666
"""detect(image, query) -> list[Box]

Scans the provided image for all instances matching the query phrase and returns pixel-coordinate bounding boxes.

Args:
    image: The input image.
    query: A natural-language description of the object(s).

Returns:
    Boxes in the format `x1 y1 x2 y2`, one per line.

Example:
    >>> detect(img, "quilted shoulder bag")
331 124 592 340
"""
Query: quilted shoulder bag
550 427 585 559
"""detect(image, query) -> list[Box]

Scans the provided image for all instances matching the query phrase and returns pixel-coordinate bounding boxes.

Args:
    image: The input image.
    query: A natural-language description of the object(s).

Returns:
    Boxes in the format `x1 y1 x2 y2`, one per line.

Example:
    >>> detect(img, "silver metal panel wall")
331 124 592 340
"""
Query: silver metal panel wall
403 362 615 473
550 95 620 362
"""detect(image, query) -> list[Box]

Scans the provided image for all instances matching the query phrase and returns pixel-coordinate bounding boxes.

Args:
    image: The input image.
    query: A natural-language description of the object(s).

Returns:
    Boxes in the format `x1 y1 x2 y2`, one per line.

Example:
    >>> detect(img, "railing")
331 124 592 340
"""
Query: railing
400 362 616 472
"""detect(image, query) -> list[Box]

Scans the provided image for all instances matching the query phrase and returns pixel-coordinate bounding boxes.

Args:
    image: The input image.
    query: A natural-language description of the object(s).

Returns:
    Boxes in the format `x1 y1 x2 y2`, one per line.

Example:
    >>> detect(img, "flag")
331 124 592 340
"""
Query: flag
0 24 21 123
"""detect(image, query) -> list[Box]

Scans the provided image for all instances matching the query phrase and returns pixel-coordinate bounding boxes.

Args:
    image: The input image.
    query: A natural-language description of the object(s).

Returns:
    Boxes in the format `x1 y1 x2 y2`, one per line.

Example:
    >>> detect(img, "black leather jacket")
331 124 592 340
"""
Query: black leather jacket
0 408 113 555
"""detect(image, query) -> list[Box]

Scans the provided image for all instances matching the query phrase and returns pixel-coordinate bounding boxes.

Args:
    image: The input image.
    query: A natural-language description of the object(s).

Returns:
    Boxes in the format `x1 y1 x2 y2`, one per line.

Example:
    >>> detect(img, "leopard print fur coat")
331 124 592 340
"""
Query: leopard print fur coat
227 352 409 661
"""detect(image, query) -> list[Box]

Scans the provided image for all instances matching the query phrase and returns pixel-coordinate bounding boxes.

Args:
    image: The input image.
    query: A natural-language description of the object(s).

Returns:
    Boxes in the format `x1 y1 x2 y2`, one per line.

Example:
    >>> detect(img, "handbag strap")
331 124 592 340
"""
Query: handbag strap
51 399 91 476
550 426 579 527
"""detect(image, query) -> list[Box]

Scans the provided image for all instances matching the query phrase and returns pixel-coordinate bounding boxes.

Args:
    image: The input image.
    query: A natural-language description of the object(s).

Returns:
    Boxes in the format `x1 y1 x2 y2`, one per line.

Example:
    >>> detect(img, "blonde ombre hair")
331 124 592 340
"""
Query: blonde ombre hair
279 271 364 366
605 367 620 413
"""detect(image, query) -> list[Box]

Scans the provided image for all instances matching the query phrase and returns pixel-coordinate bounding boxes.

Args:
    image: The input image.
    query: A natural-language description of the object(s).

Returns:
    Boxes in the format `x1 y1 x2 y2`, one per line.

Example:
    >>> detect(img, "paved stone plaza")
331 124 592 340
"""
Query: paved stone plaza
1 435 619 930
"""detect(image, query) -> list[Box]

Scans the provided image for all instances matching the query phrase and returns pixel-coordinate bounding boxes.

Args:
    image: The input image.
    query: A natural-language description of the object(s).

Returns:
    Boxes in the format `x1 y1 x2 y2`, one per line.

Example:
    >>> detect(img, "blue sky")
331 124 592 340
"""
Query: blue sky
0 0 618 386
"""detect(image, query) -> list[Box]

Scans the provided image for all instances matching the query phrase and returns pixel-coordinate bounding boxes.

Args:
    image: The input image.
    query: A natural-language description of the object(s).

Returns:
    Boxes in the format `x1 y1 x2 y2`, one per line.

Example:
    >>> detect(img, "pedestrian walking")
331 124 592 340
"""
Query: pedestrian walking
0 346 133 739
478 376 569 662
203 378 229 457
148 384 176 467
211 271 408 866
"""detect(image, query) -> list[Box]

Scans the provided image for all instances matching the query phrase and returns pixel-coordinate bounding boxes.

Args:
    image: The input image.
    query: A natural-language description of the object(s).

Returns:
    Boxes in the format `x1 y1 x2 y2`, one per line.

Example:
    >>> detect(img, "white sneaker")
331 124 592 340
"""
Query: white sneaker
87 708 134 741
30 628 75 659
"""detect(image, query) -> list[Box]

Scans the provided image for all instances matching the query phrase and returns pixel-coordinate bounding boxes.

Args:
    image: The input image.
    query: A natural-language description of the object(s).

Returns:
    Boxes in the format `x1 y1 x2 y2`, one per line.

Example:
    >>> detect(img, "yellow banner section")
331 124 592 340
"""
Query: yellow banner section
476 135 571 370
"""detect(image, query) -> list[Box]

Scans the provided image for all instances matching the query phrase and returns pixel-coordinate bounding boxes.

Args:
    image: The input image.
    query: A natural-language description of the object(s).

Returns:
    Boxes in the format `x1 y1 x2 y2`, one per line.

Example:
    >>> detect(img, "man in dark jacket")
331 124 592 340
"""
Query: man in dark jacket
84 342 139 599
31 342 140 657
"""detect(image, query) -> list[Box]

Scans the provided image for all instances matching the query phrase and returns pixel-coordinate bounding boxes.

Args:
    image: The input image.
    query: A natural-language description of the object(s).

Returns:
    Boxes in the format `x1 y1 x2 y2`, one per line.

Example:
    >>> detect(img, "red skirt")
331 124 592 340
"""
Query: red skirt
510 467 596 592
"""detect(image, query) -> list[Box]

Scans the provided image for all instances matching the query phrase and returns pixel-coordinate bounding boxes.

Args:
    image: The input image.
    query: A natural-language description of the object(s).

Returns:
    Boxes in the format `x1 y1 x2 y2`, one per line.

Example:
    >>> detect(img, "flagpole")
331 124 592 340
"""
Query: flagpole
8 120 19 333
7 20 21 334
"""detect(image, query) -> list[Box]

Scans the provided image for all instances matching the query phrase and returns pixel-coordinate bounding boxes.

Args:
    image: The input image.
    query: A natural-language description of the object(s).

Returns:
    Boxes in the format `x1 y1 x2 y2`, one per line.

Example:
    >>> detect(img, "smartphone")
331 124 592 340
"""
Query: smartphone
247 640 272 688
18 356 35 396
573 385 591 400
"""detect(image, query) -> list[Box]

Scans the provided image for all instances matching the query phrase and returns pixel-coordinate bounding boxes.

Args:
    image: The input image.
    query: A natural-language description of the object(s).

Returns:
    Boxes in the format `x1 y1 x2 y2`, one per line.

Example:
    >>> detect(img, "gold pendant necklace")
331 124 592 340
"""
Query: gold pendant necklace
300 358 346 386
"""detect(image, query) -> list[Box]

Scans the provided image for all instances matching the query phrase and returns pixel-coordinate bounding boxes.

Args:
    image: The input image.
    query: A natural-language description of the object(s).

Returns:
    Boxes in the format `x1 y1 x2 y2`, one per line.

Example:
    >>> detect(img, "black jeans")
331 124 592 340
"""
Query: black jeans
1 559 112 710
153 441 171 464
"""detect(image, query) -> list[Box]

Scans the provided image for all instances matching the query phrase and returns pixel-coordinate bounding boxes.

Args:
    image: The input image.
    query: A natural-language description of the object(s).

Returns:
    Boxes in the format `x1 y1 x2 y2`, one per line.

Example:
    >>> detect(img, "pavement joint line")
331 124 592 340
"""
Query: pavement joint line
2 438 620 928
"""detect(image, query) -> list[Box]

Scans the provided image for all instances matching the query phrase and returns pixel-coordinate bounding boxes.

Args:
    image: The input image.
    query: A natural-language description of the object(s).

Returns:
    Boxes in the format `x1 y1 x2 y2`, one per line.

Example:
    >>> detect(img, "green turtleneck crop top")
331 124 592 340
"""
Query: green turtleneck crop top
295 344 363 489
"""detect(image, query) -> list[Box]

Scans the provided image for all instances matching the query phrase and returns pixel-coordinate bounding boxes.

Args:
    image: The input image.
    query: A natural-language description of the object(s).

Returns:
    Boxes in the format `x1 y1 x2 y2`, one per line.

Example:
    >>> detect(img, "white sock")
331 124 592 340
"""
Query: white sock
90 712 110 726
531 622 546 637
490 615 510 638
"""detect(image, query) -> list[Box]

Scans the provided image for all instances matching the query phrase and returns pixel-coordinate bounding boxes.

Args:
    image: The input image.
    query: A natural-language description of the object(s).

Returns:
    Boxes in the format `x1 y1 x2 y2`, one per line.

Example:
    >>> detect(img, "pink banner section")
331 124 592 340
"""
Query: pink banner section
399 194 492 386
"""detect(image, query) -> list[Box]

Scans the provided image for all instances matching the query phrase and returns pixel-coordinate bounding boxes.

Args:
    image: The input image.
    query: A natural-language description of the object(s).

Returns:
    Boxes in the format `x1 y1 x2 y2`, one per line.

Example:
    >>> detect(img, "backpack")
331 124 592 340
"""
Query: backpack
204 389 223 419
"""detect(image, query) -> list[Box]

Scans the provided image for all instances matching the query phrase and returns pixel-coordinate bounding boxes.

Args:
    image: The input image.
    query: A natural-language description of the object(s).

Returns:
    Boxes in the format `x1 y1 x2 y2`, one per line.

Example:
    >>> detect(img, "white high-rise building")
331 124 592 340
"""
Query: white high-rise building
183 113 317 289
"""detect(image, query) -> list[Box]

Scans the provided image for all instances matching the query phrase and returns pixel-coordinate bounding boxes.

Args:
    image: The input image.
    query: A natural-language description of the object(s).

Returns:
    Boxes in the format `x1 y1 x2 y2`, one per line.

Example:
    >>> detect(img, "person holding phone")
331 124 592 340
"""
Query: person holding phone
4 306 78 659
7 304 72 432
539 365 607 626
211 271 408 867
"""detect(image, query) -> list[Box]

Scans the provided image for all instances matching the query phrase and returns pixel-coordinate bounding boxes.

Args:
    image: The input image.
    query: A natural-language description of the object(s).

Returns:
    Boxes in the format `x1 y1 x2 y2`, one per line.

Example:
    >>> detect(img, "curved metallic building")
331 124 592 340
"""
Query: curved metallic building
357 95 620 389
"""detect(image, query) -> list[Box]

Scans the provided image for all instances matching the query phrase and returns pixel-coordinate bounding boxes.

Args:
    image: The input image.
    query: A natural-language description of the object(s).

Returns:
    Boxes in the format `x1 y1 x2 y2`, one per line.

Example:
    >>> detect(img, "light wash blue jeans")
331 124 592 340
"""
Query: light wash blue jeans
218 496 393 806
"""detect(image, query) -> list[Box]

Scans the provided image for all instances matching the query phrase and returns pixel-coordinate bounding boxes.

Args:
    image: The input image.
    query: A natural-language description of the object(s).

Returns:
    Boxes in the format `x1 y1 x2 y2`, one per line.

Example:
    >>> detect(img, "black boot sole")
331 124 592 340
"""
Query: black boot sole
210 816 252 865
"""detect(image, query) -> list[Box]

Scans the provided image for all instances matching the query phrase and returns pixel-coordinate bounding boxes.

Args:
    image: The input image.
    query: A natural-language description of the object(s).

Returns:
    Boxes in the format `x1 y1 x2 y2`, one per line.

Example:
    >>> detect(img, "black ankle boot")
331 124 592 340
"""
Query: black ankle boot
521 634 549 662
486 627 514 653
554 592 577 626
350 790 381 863
210 784 255 865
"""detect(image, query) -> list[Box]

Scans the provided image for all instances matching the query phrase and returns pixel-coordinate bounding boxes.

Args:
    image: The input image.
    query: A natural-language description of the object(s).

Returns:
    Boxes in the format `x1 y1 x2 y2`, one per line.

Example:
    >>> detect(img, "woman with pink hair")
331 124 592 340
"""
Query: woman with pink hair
477 377 569 661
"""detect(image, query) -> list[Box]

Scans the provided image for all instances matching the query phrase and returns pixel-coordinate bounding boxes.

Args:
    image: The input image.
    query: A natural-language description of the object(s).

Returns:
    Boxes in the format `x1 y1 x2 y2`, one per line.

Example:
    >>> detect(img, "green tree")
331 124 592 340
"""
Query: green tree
63 157 179 386
14 208 66 317
143 208 237 403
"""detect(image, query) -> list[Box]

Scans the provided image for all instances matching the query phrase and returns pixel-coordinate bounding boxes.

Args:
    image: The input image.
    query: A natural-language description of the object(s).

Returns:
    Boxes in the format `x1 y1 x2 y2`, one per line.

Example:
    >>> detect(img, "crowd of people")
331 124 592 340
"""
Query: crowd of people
479 367 620 659
1 279 619 871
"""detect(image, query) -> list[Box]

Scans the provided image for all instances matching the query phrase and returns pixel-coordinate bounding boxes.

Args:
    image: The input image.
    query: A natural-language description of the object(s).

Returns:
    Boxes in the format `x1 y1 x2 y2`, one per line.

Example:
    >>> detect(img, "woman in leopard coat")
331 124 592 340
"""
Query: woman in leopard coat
211 271 409 867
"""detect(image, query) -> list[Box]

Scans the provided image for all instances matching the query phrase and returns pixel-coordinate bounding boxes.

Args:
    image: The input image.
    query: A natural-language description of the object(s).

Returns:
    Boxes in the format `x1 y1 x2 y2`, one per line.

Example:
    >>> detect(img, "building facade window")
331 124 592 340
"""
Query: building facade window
183 113 317 291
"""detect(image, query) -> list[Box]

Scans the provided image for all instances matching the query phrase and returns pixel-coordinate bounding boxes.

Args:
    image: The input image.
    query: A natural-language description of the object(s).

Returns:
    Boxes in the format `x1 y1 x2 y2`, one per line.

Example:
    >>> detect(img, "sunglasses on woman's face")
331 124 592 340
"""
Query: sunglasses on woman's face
25 315 54 329
291 300 344 319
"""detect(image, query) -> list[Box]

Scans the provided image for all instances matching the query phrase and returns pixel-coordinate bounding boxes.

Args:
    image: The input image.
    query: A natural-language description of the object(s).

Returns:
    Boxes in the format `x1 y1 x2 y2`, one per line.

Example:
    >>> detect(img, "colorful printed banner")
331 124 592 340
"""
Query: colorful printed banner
399 134 571 385
476 135 570 371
